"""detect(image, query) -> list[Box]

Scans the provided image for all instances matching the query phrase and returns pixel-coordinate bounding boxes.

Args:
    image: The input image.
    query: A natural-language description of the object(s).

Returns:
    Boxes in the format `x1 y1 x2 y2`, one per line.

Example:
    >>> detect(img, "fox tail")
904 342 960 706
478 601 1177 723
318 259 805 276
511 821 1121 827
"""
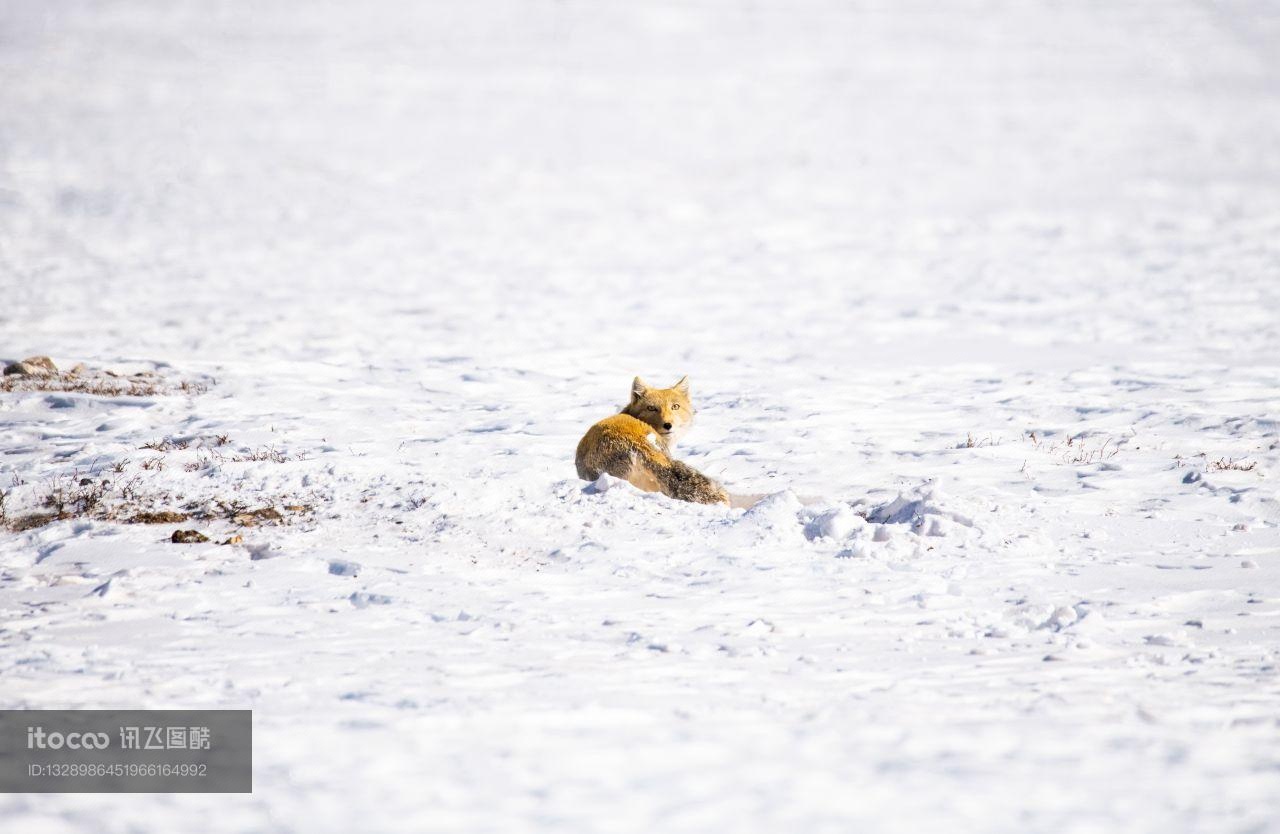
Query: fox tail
648 457 729 506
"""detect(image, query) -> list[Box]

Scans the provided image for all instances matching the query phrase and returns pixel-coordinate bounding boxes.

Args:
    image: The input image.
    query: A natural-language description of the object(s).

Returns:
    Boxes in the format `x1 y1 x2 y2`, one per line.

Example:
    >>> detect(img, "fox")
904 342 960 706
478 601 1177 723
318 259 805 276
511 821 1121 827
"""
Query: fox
576 376 730 506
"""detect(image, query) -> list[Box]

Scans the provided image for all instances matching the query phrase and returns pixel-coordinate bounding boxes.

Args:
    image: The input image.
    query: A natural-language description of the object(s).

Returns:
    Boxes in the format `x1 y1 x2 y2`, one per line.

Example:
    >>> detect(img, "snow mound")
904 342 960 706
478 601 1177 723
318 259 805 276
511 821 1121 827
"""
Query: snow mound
803 505 866 541
866 482 978 538
791 483 992 559
726 491 807 543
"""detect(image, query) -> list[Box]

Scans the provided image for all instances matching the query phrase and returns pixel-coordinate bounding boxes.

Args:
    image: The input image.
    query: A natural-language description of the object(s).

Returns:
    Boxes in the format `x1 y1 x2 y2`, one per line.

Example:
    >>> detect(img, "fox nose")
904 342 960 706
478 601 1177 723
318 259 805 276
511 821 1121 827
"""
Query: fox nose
663 422 673 430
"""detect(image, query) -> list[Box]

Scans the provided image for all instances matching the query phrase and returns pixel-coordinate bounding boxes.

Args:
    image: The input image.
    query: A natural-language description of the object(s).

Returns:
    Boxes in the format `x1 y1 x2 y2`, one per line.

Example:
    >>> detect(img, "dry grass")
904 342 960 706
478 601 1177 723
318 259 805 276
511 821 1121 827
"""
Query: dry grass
231 447 295 463
210 500 312 528
10 512 60 532
41 475 110 518
231 506 284 526
1210 457 1257 472
2 470 313 533
182 445 308 472
140 438 191 452
129 510 190 524
2 373 163 397
3 417 314 534
1025 431 1121 465
1 365 209 397
139 434 231 454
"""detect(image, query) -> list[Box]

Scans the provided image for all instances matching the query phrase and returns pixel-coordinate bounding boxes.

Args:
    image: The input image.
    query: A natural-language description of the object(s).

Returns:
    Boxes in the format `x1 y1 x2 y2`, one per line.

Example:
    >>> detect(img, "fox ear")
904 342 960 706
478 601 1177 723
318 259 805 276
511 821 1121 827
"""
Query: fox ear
672 375 689 395
631 376 649 399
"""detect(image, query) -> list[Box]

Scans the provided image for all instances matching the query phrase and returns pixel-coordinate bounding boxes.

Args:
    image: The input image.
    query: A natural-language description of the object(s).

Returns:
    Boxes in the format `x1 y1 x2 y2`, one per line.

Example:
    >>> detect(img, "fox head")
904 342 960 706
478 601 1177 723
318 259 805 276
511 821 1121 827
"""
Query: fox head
623 375 695 444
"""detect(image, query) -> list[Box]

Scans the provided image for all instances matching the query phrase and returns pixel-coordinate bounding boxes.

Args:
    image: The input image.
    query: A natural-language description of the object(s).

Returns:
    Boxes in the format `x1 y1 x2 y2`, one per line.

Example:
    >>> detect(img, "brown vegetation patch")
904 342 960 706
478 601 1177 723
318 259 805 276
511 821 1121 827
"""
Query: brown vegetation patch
129 510 191 524
1 361 209 398
3 471 315 534
9 511 59 532
231 507 285 527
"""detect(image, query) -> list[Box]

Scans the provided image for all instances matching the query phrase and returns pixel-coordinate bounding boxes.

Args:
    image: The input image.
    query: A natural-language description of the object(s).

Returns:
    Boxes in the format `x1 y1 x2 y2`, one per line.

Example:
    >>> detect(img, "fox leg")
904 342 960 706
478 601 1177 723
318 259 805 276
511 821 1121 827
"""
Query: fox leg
623 457 664 493
580 447 664 495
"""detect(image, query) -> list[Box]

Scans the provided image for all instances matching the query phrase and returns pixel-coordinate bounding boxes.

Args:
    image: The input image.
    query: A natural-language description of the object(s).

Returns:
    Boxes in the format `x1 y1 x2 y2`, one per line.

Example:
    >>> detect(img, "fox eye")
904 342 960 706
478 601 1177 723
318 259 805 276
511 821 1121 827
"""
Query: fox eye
648 405 659 412
671 403 680 410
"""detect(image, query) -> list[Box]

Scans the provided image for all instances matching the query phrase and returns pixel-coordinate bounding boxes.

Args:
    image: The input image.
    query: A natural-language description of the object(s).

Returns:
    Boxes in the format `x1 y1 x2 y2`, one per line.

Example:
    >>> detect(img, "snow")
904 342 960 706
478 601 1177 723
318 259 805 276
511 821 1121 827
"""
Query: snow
2 0 1280 831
